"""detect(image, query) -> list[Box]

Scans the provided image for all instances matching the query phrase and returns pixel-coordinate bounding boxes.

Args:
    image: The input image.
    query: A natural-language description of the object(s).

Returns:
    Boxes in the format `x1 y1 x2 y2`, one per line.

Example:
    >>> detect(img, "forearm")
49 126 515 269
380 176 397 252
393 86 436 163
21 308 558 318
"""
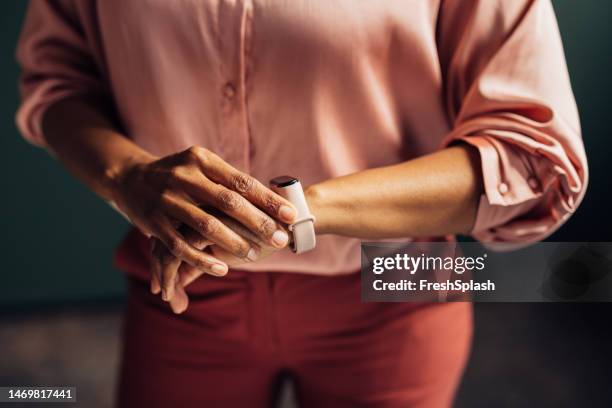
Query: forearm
42 96 154 201
306 145 483 239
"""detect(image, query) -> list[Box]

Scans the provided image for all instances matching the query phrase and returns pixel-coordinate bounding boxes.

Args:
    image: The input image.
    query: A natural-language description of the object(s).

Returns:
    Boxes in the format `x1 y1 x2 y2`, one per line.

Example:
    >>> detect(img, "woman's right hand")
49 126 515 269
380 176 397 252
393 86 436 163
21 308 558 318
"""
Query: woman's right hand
151 214 281 314
109 145 297 299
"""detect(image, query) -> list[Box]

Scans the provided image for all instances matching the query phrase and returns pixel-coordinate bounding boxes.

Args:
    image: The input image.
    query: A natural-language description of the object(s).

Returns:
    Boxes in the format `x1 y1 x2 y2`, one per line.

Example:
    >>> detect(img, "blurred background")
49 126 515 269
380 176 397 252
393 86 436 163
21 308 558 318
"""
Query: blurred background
1 1 612 407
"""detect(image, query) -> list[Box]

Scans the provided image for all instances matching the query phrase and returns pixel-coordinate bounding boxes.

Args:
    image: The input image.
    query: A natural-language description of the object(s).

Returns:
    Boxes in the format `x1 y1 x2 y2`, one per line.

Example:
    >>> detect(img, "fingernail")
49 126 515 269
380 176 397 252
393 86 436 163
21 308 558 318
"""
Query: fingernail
272 230 289 247
161 289 168 301
211 264 228 276
246 248 258 261
279 205 296 222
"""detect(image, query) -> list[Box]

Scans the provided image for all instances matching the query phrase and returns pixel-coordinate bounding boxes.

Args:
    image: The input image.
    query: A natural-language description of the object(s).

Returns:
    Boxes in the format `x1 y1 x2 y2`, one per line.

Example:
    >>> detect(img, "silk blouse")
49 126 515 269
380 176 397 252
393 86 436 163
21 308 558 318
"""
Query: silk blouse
16 0 587 275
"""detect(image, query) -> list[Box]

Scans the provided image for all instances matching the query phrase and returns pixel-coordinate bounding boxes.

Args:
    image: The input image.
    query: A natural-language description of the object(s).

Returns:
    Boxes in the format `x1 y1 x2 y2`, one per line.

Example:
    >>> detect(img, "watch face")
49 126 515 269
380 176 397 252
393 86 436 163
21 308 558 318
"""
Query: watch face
270 175 299 188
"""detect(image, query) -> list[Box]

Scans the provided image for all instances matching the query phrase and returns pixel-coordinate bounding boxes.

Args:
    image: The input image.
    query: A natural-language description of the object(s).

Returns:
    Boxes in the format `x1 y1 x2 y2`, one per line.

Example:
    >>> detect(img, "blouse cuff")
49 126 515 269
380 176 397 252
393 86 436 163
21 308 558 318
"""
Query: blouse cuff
452 135 559 245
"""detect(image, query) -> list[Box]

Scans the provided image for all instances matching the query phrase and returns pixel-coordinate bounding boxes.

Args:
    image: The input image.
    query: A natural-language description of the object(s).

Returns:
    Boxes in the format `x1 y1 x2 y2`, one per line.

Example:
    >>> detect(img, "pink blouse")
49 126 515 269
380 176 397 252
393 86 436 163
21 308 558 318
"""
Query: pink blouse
16 0 587 276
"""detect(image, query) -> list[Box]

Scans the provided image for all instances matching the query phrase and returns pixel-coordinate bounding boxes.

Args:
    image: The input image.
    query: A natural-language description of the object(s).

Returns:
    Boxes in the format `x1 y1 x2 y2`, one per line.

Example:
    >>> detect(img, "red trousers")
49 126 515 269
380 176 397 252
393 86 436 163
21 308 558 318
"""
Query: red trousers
117 268 472 408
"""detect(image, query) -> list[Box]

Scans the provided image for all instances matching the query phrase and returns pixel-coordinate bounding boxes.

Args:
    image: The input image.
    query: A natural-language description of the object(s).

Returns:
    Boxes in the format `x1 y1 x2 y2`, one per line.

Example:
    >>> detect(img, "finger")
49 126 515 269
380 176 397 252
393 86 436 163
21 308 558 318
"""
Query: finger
211 211 272 247
207 245 249 266
151 266 162 294
159 243 182 302
149 239 163 294
166 154 291 248
178 225 250 288
181 226 211 250
190 148 297 223
169 279 189 314
178 261 204 287
176 228 214 288
195 182 289 248
178 229 237 287
152 236 182 301
180 217 279 288
160 193 260 260
153 215 229 277
172 171 289 249
178 247 244 287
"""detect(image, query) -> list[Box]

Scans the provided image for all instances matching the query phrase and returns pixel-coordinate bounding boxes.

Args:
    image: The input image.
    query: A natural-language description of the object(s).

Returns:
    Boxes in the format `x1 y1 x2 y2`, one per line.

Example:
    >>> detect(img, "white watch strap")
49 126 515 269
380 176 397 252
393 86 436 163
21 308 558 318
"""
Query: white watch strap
271 177 316 254
288 215 316 254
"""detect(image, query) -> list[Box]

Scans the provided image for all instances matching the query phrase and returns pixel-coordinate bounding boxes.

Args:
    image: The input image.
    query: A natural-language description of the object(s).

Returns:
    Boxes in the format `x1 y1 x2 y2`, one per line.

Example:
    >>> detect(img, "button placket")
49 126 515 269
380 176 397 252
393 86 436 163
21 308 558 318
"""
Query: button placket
216 0 254 172
240 0 254 170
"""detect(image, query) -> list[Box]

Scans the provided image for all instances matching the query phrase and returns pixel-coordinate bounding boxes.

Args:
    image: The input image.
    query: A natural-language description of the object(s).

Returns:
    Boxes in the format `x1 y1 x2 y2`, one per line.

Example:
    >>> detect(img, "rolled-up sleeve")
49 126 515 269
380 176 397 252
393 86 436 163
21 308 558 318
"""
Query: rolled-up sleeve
16 0 106 146
437 0 588 247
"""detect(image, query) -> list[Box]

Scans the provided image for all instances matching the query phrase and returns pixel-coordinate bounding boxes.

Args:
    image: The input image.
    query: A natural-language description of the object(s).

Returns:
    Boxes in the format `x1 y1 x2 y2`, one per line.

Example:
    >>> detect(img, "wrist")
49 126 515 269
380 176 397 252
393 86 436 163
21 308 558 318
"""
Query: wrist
304 183 332 235
102 151 155 202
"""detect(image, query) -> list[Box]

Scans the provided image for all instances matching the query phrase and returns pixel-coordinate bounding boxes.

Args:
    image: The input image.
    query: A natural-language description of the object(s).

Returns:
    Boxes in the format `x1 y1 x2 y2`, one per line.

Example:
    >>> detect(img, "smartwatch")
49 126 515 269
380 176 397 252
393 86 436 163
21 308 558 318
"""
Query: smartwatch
270 175 316 254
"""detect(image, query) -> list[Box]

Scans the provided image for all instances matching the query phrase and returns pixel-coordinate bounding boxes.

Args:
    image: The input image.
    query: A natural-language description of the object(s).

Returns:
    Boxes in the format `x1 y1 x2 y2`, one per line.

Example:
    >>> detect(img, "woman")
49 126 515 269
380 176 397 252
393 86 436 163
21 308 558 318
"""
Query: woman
16 0 587 406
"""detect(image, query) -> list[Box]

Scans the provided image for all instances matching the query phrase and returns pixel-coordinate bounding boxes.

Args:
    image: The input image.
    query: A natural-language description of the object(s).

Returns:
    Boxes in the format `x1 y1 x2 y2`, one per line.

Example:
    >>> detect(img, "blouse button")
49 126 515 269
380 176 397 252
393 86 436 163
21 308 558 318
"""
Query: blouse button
498 182 509 195
223 83 236 100
528 177 539 190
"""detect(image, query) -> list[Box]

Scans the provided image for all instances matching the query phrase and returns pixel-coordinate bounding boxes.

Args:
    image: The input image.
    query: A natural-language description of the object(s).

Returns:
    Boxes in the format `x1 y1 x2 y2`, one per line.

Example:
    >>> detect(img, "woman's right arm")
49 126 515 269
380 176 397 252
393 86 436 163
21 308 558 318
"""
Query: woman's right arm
41 96 298 300
17 1 297 303
43 97 152 203
42 98 296 301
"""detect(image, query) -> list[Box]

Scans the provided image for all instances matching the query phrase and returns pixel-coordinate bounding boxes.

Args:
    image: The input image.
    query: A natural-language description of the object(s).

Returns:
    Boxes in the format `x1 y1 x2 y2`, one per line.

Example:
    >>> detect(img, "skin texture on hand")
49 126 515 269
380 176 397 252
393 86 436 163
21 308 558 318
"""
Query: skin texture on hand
109 146 298 301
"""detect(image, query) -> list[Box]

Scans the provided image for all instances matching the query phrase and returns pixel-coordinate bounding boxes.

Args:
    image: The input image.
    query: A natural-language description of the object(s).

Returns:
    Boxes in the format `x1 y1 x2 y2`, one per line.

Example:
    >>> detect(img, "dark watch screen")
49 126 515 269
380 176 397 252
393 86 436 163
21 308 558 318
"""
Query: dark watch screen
270 175 299 188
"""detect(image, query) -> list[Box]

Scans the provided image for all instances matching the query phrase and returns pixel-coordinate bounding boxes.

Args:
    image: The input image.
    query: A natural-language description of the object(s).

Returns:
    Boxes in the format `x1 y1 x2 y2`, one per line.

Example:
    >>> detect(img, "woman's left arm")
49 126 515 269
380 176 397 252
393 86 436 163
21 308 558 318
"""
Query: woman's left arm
310 0 588 246
306 144 483 238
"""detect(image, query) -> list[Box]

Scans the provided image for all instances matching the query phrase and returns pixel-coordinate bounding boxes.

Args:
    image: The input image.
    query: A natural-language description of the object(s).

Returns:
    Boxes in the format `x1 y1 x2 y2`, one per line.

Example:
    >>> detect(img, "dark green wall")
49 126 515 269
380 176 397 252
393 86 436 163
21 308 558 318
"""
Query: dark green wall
552 0 612 243
1 1 610 306
1 3 128 306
